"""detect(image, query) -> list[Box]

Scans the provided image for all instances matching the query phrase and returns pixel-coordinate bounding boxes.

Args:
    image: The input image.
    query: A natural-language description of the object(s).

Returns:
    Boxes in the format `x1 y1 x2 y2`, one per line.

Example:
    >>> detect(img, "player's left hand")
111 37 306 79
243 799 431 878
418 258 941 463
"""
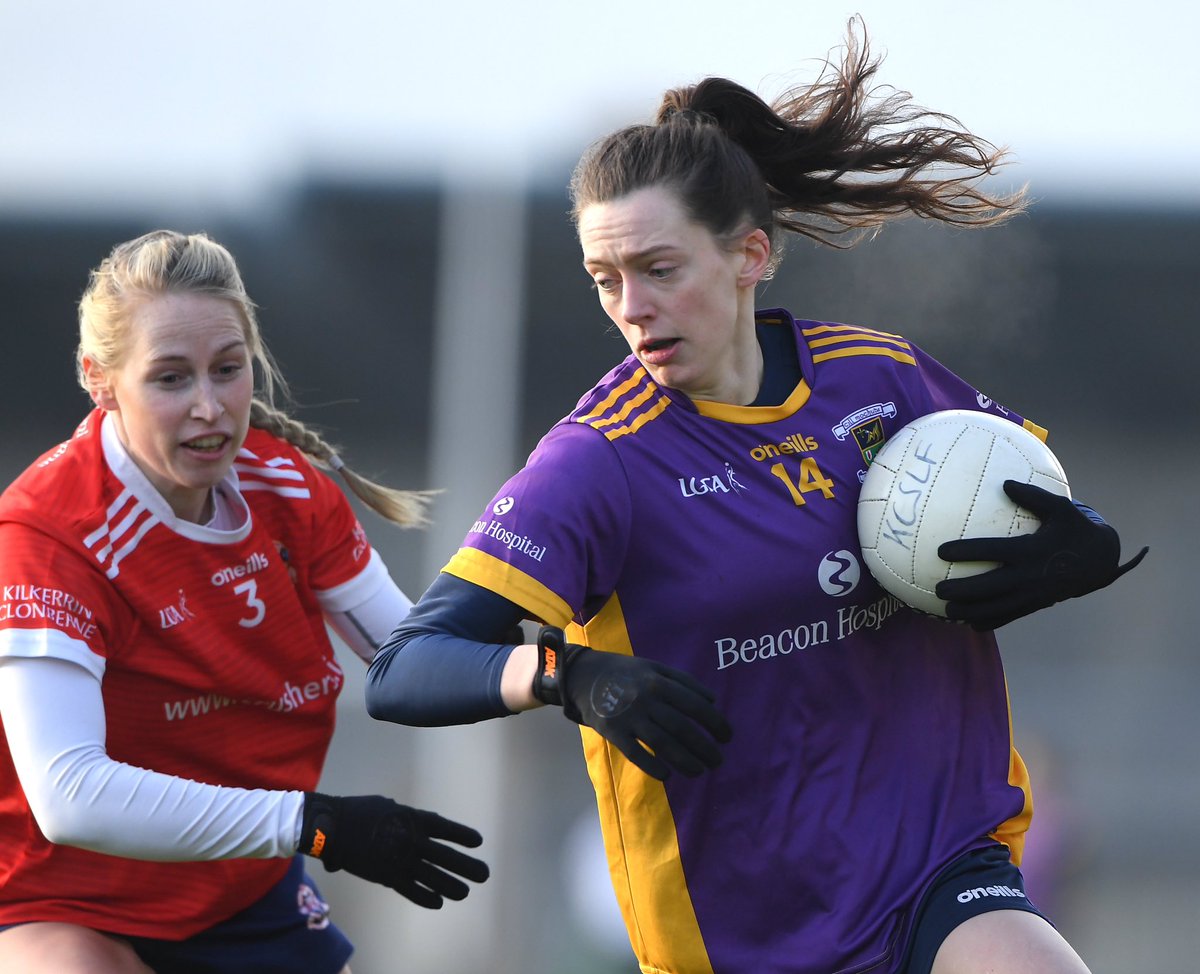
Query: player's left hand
935 480 1148 631
532 626 732 781
300 793 489 908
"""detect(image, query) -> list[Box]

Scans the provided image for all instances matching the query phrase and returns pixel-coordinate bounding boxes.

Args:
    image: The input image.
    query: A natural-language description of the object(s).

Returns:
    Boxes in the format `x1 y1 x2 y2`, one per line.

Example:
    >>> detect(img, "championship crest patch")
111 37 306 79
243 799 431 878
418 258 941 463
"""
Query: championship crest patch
852 418 887 466
832 402 897 482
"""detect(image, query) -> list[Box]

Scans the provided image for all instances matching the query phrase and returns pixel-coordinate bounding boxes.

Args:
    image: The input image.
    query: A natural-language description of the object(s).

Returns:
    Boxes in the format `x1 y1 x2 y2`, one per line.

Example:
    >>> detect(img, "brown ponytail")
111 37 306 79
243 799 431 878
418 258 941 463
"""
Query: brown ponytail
571 16 1026 268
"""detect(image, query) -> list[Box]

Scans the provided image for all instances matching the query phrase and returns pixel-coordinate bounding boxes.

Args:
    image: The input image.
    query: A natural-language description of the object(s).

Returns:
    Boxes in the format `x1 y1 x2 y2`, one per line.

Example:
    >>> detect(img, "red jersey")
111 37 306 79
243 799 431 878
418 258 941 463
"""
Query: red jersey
0 410 374 938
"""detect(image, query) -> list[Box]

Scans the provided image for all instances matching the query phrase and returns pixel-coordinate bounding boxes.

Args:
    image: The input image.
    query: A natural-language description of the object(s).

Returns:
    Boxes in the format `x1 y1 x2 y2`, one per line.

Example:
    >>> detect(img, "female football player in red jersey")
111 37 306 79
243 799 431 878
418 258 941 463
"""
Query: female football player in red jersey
0 230 488 973
364 18 1144 974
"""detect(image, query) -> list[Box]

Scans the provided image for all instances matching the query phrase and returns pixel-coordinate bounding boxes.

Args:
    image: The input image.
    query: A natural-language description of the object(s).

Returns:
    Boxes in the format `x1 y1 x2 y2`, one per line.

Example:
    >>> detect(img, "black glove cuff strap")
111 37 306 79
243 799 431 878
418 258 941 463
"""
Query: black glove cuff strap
532 625 567 707
299 792 339 865
533 625 586 723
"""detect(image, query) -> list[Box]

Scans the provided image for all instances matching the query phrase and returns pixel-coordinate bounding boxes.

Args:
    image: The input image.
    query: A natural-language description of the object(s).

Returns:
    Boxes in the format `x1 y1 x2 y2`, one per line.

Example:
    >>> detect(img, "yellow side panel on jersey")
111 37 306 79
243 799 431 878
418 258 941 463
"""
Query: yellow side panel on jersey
989 676 1033 864
570 594 714 974
441 548 573 627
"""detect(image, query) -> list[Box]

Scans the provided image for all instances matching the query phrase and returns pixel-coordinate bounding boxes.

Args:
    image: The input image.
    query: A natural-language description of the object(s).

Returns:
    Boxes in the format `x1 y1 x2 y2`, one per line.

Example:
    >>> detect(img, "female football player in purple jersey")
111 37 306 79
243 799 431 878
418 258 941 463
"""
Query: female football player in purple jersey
366 17 1145 974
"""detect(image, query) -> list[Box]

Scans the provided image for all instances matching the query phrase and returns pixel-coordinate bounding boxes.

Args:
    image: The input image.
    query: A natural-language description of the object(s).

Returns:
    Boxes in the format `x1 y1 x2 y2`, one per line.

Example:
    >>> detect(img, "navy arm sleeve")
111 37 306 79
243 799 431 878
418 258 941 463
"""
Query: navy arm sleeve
365 572 530 726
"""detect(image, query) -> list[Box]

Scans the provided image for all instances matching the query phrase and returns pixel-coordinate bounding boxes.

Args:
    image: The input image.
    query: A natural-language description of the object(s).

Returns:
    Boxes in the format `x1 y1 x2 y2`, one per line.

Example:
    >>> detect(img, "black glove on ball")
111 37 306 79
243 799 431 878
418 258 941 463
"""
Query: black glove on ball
531 625 732 781
935 480 1148 631
300 793 489 908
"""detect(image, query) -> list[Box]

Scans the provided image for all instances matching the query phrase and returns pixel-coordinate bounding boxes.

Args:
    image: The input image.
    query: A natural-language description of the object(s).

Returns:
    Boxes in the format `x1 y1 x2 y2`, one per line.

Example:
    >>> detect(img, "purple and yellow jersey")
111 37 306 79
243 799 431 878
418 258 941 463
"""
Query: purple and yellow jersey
444 310 1045 974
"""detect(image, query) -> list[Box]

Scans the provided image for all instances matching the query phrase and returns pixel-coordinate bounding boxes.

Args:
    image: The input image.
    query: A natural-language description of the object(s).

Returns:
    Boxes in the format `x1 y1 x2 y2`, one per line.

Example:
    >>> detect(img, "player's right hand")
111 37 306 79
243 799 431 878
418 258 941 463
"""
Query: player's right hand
531 625 732 781
300 793 489 908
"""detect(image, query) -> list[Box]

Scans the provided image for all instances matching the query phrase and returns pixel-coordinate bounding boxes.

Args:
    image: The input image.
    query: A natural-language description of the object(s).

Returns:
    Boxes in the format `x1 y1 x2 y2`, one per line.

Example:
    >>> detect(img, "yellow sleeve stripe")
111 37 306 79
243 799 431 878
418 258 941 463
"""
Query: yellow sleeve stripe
574 368 672 441
800 325 916 366
576 368 651 424
801 323 905 340
806 331 913 351
600 395 671 441
589 382 658 429
442 548 573 627
811 345 918 366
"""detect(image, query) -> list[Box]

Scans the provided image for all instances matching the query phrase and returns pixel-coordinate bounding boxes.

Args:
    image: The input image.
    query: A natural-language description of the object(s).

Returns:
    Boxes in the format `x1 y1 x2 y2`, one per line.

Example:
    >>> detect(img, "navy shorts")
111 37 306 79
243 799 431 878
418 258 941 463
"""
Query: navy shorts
2 857 353 974
900 843 1052 974
125 856 353 974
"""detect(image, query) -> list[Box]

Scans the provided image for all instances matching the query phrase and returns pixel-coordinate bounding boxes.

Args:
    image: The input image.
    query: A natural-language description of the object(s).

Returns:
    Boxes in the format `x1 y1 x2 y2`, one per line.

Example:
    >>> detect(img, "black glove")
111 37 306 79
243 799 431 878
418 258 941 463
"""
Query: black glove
300 793 489 908
531 625 732 781
935 480 1148 631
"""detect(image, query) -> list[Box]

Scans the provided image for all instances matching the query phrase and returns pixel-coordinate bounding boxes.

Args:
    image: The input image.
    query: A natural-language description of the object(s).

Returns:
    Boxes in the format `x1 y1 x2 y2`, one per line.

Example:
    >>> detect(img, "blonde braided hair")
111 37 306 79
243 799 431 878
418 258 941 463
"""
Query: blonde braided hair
248 400 434 527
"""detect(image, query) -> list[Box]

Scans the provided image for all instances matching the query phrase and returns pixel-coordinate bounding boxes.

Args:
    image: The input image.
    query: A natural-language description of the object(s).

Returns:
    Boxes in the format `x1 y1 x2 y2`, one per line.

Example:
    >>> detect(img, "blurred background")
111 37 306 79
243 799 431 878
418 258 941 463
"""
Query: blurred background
2 1 1196 971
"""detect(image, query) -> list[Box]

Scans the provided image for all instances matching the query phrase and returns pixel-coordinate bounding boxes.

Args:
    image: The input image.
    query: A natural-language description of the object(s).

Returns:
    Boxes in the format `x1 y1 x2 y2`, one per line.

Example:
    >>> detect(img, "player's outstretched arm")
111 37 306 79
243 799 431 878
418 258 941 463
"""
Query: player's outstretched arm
365 574 525 726
0 654 490 905
365 575 732 779
530 626 733 781
935 481 1148 631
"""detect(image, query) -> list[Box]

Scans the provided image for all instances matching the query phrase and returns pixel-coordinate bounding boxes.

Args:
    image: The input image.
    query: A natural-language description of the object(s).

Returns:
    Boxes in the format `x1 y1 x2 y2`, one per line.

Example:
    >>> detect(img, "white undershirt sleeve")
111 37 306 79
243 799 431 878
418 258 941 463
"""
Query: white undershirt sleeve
0 655 303 861
316 548 414 663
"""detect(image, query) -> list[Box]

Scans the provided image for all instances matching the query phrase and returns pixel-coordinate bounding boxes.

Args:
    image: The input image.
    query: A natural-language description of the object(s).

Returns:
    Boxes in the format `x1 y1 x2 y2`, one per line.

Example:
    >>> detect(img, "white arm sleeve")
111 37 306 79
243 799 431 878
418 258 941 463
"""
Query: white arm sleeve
0 655 303 861
316 548 414 663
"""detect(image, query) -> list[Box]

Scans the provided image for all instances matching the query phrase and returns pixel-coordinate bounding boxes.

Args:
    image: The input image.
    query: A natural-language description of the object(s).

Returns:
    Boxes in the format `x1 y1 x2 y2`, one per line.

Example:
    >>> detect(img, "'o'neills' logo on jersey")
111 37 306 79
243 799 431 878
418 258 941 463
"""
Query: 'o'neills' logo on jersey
955 884 1025 905
748 432 818 463
210 551 270 587
36 441 71 468
468 518 546 563
679 462 746 498
0 585 98 640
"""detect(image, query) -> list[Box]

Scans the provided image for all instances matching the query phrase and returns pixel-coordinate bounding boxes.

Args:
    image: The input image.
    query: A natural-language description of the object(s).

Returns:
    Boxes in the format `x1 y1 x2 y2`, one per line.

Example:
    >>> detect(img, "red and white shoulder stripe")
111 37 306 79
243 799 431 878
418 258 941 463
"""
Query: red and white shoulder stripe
233 447 312 500
82 487 161 580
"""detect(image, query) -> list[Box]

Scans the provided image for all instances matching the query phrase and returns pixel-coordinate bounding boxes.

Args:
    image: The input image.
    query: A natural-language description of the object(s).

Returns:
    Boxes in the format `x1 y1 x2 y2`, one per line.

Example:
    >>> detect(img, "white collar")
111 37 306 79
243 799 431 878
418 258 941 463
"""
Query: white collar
99 412 253 543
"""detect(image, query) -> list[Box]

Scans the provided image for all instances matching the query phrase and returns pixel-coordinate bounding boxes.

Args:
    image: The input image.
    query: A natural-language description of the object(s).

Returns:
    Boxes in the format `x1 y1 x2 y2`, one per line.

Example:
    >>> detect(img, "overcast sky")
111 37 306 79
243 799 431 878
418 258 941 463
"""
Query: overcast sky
2 0 1197 216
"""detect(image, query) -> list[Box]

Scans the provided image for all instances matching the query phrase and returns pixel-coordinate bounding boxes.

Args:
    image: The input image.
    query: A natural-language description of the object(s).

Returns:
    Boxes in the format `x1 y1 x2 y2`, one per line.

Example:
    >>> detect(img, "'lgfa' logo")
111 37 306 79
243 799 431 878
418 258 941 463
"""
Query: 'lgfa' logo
679 462 746 499
159 589 196 629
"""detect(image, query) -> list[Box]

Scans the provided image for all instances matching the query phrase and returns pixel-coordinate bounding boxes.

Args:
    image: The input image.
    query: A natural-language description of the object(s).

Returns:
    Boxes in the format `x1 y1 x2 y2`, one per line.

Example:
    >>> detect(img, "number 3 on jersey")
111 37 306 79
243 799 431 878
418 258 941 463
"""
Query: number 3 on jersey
232 579 266 627
769 456 836 507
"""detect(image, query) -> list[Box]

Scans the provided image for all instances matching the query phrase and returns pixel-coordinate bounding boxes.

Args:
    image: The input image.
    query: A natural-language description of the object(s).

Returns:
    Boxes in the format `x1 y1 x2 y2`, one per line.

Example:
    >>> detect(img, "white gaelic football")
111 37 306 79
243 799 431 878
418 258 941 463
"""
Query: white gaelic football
856 408 1070 617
